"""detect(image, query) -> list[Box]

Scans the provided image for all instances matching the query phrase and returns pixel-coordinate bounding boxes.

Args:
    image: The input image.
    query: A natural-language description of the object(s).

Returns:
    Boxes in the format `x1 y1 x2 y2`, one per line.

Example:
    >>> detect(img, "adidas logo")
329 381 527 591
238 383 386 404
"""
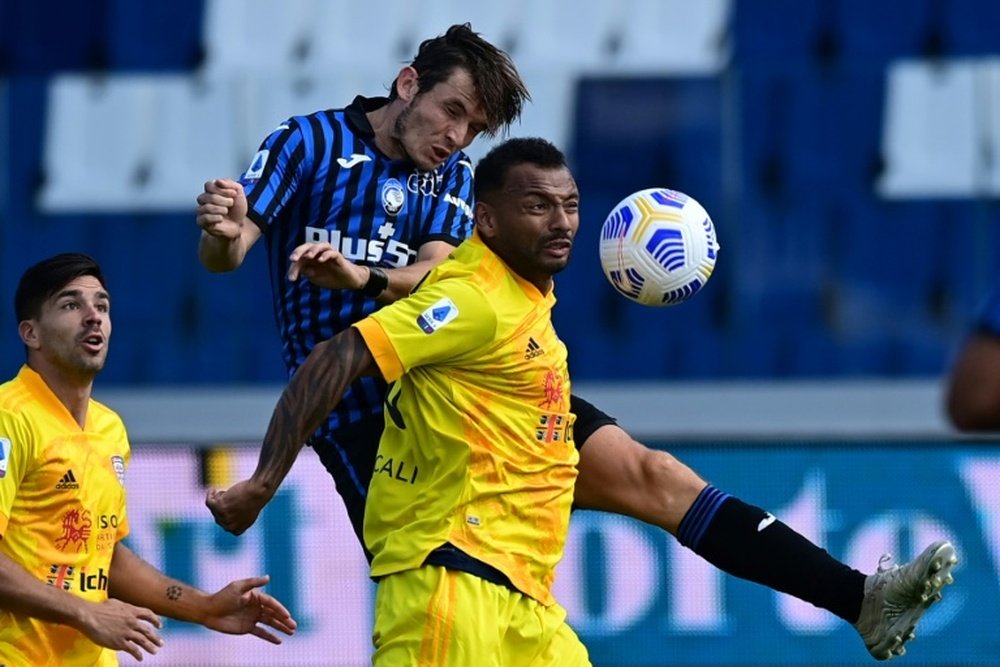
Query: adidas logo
55 469 79 490
524 337 544 360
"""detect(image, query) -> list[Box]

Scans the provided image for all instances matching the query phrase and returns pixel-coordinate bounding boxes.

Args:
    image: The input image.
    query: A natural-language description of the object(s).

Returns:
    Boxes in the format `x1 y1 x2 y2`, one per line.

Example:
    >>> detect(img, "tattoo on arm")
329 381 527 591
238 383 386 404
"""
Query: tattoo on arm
166 585 182 601
253 328 376 491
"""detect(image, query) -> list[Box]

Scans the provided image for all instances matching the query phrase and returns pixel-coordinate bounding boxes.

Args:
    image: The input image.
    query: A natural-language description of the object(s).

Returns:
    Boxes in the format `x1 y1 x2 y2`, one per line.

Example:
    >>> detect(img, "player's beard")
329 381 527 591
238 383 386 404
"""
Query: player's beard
391 102 437 171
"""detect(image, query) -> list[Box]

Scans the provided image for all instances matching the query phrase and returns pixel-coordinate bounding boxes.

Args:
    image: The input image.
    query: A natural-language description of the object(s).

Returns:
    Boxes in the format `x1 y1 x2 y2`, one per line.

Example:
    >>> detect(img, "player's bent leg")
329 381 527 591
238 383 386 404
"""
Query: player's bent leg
574 424 706 532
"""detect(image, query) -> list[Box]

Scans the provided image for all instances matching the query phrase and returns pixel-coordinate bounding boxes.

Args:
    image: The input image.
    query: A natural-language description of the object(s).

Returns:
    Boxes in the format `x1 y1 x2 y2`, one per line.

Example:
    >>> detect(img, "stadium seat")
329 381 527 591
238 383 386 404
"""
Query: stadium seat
302 0 424 75
942 0 1000 56
38 75 159 212
144 75 243 210
934 201 999 327
987 61 1000 194
730 0 829 68
614 0 731 75
201 0 317 75
515 0 624 73
836 334 896 376
0 3 11 73
836 0 933 67
3 1 108 73
106 0 205 71
877 59 981 198
896 329 951 376
833 200 943 323
408 0 523 56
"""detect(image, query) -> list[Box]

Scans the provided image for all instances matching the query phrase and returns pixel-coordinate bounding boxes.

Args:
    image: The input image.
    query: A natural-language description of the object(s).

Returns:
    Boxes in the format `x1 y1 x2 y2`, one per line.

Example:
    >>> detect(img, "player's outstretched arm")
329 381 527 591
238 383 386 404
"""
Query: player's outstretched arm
195 178 263 272
288 239 456 303
108 543 296 644
206 327 379 535
0 549 164 660
573 423 708 534
946 331 1000 431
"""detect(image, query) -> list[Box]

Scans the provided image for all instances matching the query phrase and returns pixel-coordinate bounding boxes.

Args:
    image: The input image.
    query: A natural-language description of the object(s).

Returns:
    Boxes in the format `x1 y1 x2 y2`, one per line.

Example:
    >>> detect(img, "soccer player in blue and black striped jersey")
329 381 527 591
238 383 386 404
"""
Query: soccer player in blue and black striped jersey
197 24 526 553
197 25 955 661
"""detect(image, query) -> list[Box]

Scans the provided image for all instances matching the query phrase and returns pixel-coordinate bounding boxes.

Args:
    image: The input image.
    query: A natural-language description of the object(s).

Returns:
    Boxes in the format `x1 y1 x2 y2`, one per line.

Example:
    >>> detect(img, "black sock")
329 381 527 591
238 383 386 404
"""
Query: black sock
676 485 866 622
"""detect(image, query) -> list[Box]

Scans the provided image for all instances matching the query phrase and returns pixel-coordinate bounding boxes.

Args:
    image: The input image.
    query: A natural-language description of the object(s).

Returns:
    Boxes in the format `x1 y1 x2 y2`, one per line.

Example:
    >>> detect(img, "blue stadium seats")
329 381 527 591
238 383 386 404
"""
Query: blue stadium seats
3 1 108 73
106 0 205 71
6 0 1000 384
730 0 829 68
941 0 1000 56
836 0 934 67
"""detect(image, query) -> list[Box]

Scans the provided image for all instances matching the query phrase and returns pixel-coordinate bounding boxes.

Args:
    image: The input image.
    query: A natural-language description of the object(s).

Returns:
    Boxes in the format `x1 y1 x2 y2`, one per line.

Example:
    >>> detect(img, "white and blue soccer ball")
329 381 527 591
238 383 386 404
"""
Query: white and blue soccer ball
598 188 719 307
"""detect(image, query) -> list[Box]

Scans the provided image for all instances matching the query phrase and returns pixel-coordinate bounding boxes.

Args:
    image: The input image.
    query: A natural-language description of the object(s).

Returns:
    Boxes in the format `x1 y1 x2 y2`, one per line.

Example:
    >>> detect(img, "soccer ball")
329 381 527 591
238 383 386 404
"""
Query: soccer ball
598 188 719 307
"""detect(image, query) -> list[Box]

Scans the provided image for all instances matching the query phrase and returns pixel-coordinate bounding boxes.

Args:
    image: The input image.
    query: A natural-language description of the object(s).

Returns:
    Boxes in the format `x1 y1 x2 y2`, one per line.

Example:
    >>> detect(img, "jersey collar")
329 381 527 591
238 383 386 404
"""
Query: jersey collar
345 95 391 138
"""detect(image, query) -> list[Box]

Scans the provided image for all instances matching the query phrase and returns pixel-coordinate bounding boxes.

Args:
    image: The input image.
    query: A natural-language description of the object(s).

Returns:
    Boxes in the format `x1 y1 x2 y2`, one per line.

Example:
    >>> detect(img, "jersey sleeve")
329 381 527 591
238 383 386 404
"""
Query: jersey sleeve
239 118 313 233
116 428 132 542
418 153 475 246
975 276 1000 335
0 410 35 537
570 394 618 450
354 278 497 383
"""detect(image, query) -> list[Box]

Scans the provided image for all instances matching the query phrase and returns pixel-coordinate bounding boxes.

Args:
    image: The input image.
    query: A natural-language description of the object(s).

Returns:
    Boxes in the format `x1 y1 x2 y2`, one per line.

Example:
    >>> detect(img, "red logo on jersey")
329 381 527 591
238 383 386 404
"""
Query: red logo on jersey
538 369 565 411
46 564 76 590
55 509 92 552
536 414 567 442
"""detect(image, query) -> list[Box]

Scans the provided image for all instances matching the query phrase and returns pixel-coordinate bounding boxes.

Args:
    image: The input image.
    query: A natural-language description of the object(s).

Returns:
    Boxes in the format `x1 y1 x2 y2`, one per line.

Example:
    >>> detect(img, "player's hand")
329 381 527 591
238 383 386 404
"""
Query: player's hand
205 479 271 536
288 242 368 290
196 178 249 241
202 575 297 643
77 598 164 661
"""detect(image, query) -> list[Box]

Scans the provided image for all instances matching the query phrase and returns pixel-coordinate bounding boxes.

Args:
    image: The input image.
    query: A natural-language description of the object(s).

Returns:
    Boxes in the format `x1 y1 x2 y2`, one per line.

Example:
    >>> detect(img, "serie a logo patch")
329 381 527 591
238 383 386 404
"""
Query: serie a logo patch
0 436 10 478
416 298 459 334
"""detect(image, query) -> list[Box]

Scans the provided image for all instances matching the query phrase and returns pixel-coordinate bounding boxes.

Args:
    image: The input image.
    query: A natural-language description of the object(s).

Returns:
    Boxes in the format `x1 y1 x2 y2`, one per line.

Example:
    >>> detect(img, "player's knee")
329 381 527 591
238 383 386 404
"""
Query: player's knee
640 448 706 497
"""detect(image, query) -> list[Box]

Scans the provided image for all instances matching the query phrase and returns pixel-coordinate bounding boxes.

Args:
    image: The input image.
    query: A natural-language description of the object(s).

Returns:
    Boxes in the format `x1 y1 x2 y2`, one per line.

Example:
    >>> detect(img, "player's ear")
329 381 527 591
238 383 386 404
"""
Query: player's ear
396 67 420 102
18 320 40 350
474 201 497 239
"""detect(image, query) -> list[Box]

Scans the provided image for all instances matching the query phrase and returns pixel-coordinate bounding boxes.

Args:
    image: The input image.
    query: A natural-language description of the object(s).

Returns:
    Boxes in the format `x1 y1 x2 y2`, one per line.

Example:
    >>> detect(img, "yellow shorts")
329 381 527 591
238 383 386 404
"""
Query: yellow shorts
372 565 591 667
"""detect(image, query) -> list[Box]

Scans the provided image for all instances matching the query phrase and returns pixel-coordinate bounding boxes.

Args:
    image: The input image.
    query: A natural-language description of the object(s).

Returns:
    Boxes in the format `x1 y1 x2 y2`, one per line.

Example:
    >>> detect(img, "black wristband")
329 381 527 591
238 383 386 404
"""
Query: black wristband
361 266 389 297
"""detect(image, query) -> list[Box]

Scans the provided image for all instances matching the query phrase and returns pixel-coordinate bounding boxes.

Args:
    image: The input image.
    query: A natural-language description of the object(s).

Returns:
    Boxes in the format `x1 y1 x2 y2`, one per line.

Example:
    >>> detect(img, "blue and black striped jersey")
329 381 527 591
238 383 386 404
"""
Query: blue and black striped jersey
240 95 476 439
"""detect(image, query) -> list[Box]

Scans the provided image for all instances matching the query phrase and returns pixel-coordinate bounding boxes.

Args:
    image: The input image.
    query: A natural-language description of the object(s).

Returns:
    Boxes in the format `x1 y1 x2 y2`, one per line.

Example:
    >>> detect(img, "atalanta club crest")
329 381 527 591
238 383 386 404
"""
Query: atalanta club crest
382 179 405 216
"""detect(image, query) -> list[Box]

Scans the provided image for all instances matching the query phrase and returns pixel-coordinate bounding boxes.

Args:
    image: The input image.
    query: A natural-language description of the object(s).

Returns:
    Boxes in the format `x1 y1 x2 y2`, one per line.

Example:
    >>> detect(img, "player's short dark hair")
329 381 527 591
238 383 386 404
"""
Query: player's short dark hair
392 23 529 137
15 253 107 322
473 137 568 202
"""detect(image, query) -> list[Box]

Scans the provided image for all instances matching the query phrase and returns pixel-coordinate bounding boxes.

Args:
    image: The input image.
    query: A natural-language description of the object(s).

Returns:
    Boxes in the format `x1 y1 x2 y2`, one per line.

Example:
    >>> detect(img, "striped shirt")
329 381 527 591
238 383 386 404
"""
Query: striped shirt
240 95 475 450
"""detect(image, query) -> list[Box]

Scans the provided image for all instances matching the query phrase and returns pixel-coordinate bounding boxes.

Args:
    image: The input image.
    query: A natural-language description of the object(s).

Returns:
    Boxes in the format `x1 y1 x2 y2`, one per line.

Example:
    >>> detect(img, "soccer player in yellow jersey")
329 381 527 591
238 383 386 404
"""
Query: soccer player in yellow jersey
0 253 297 666
231 138 588 663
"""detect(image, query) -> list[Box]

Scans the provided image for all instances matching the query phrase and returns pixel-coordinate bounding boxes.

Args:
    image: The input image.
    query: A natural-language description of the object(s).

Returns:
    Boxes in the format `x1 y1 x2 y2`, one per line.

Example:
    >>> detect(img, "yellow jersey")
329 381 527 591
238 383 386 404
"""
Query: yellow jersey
355 232 578 605
0 365 130 667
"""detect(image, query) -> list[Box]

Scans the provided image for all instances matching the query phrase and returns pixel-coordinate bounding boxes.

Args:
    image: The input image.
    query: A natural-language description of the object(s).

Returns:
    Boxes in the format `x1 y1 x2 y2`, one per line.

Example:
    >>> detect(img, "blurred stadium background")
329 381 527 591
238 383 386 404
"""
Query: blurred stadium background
1 0 999 665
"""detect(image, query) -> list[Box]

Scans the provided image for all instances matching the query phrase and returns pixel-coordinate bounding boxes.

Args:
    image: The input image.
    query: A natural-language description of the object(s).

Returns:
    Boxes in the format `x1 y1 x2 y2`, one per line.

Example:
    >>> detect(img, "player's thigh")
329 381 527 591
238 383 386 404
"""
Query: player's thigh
373 567 591 667
504 602 591 667
373 566 506 667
